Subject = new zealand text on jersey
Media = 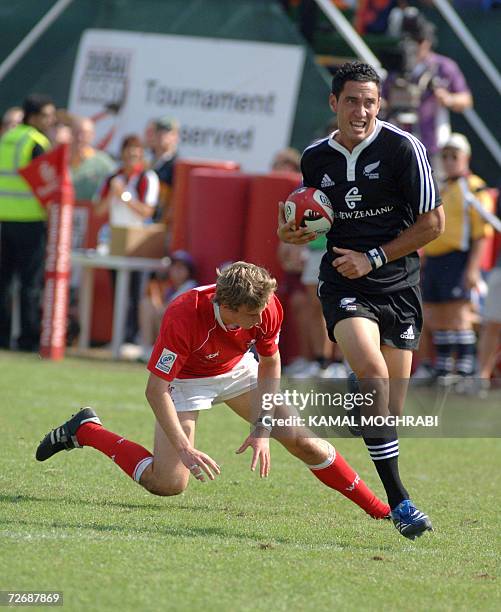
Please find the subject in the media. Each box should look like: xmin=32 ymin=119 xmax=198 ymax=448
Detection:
xmin=333 ymin=204 xmax=395 ymax=220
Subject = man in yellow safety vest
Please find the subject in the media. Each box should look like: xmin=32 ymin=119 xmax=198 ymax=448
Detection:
xmin=0 ymin=94 xmax=55 ymax=351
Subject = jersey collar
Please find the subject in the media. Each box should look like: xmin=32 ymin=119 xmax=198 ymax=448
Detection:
xmin=213 ymin=301 xmax=240 ymax=332
xmin=327 ymin=119 xmax=382 ymax=181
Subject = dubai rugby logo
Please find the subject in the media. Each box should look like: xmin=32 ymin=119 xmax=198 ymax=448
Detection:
xmin=155 ymin=348 xmax=178 ymax=374
xmin=78 ymin=47 xmax=131 ymax=107
xmin=345 ymin=187 xmax=362 ymax=209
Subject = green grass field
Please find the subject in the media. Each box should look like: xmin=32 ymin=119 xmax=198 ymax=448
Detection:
xmin=1 ymin=351 xmax=499 ymax=611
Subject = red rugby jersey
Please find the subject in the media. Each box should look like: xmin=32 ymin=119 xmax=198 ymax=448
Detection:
xmin=147 ymin=285 xmax=282 ymax=381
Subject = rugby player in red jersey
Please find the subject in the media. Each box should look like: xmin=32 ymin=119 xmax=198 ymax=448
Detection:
xmin=36 ymin=262 xmax=389 ymax=520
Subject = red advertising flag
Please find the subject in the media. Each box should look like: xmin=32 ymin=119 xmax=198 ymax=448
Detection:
xmin=19 ymin=144 xmax=75 ymax=360
xmin=19 ymin=143 xmax=71 ymax=208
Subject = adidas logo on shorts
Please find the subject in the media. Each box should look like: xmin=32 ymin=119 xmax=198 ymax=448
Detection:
xmin=400 ymin=325 xmax=415 ymax=340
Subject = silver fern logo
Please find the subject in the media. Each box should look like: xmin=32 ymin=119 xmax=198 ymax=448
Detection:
xmin=363 ymin=160 xmax=380 ymax=179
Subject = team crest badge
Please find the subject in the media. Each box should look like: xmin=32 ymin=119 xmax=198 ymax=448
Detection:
xmin=155 ymin=348 xmax=178 ymax=374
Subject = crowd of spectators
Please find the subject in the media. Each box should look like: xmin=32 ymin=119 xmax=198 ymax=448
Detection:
xmin=0 ymin=95 xmax=186 ymax=357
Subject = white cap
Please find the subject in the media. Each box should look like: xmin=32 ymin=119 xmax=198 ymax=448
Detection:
xmin=442 ymin=133 xmax=471 ymax=156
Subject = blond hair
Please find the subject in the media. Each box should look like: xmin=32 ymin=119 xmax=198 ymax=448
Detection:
xmin=215 ymin=262 xmax=277 ymax=310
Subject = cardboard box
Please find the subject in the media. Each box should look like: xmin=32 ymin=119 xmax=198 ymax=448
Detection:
xmin=110 ymin=224 xmax=167 ymax=258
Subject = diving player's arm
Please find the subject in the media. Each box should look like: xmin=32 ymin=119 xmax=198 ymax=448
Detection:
xmin=145 ymin=372 xmax=221 ymax=481
xmin=235 ymin=351 xmax=281 ymax=478
xmin=146 ymin=305 xmax=221 ymax=482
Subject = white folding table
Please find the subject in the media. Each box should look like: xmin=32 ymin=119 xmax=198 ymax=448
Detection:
xmin=72 ymin=250 xmax=170 ymax=359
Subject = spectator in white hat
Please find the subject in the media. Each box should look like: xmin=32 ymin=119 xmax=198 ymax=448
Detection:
xmin=420 ymin=133 xmax=494 ymax=385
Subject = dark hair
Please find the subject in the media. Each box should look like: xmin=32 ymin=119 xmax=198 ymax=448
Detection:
xmin=408 ymin=17 xmax=436 ymax=45
xmin=120 ymin=134 xmax=143 ymax=152
xmin=331 ymin=62 xmax=381 ymax=98
xmin=22 ymin=94 xmax=54 ymax=123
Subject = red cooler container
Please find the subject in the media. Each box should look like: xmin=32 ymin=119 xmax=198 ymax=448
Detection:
xmin=187 ymin=170 xmax=252 ymax=284
xmin=171 ymin=159 xmax=240 ymax=251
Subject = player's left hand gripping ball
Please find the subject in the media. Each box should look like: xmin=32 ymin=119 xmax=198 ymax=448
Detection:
xmin=284 ymin=187 xmax=334 ymax=235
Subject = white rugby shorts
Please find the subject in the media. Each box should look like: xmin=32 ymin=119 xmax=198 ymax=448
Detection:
xmin=169 ymin=351 xmax=258 ymax=412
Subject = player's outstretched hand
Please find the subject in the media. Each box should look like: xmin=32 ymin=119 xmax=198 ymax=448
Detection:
xmin=178 ymin=446 xmax=221 ymax=482
xmin=236 ymin=434 xmax=270 ymax=478
xmin=277 ymin=201 xmax=317 ymax=245
xmin=332 ymin=246 xmax=372 ymax=279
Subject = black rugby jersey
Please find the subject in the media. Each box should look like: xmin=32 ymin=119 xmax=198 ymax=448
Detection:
xmin=301 ymin=119 xmax=441 ymax=294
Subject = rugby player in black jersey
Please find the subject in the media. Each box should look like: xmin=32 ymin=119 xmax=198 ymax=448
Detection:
xmin=278 ymin=61 xmax=445 ymax=540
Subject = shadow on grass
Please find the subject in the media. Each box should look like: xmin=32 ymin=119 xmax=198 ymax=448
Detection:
xmin=0 ymin=494 xmax=395 ymax=551
xmin=0 ymin=515 xmax=258 ymax=541
xmin=0 ymin=493 xmax=215 ymax=512
xmin=0 ymin=516 xmax=394 ymax=551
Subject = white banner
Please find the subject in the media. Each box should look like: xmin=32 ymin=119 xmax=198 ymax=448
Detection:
xmin=68 ymin=30 xmax=305 ymax=172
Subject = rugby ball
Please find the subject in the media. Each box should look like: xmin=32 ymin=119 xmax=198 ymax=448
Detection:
xmin=284 ymin=187 xmax=334 ymax=235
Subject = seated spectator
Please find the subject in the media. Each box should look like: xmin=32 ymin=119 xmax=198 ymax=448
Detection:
xmin=94 ymin=134 xmax=159 ymax=227
xmin=139 ymin=250 xmax=197 ymax=361
xmin=95 ymin=134 xmax=160 ymax=345
xmin=421 ymin=133 xmax=493 ymax=385
xmin=1 ymin=106 xmax=23 ymax=135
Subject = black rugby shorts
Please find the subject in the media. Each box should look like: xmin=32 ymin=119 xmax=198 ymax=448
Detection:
xmin=422 ymin=250 xmax=472 ymax=303
xmin=318 ymin=280 xmax=423 ymax=351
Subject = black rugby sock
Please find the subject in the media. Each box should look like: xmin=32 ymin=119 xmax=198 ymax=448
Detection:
xmin=433 ymin=330 xmax=455 ymax=375
xmin=315 ymin=355 xmax=330 ymax=369
xmin=363 ymin=435 xmax=409 ymax=510
xmin=352 ymin=375 xmax=410 ymax=509
xmin=455 ymin=329 xmax=476 ymax=376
